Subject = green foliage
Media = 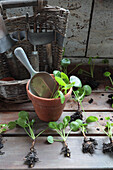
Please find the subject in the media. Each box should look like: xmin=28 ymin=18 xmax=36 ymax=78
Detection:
xmin=78 ymin=56 xmax=99 ymax=78
xmin=53 ymin=71 xmax=82 ymax=104
xmin=83 ymin=85 xmax=92 ymax=96
xmin=47 ymin=116 xmax=81 ymax=144
xmin=61 ymin=58 xmax=71 ymax=74
xmin=86 ymin=116 xmax=98 ymax=123
xmin=104 ymin=71 xmax=113 ymax=91
xmin=0 ymin=124 xmax=8 ymax=134
xmin=8 ymin=111 xmax=46 ymax=140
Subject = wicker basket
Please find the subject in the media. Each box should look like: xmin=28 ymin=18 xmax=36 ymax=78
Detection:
xmin=0 ymin=0 xmax=69 ymax=103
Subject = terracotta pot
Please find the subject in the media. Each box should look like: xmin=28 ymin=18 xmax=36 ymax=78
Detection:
xmin=26 ymin=80 xmax=72 ymax=122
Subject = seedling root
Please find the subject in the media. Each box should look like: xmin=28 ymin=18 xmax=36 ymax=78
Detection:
xmin=82 ymin=138 xmax=98 ymax=154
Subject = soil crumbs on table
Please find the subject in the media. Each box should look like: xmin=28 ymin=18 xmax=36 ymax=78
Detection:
xmin=82 ymin=138 xmax=98 ymax=154
xmin=103 ymin=141 xmax=113 ymax=153
xmin=70 ymin=110 xmax=83 ymax=123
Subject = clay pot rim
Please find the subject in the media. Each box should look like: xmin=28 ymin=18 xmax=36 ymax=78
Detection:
xmin=26 ymin=80 xmax=72 ymax=101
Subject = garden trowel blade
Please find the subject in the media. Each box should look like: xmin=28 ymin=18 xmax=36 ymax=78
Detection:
xmin=28 ymin=31 xmax=55 ymax=46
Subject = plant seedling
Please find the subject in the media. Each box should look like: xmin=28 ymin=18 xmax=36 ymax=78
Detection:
xmin=86 ymin=116 xmax=113 ymax=154
xmin=0 ymin=124 xmax=8 ymax=155
xmin=53 ymin=71 xmax=82 ymax=104
xmin=61 ymin=58 xmax=71 ymax=74
xmin=47 ymin=116 xmax=81 ymax=157
xmin=8 ymin=111 xmax=47 ymax=168
xmin=70 ymin=85 xmax=92 ymax=122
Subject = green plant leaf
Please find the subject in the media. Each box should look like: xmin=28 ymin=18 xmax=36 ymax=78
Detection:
xmin=48 ymin=122 xmax=58 ymax=129
xmin=76 ymin=119 xmax=83 ymax=127
xmin=55 ymin=76 xmax=66 ymax=86
xmin=61 ymin=58 xmax=71 ymax=67
xmin=64 ymin=82 xmax=75 ymax=90
xmin=70 ymin=76 xmax=82 ymax=88
xmin=70 ymin=121 xmax=79 ymax=131
xmin=59 ymin=91 xmax=65 ymax=104
xmin=53 ymin=70 xmax=61 ymax=77
xmin=88 ymin=57 xmax=92 ymax=65
xmin=83 ymin=85 xmax=92 ymax=96
xmin=78 ymin=69 xmax=83 ymax=75
xmin=111 ymin=123 xmax=113 ymax=126
xmin=0 ymin=124 xmax=7 ymax=128
xmin=105 ymin=117 xmax=110 ymax=120
xmin=57 ymin=123 xmax=64 ymax=130
xmin=63 ymin=116 xmax=71 ymax=127
xmin=17 ymin=118 xmax=27 ymax=128
xmin=104 ymin=71 xmax=111 ymax=77
xmin=30 ymin=119 xmax=35 ymax=126
xmin=86 ymin=116 xmax=98 ymax=123
xmin=18 ymin=111 xmax=29 ymax=119
xmin=47 ymin=136 xmax=54 ymax=144
xmin=8 ymin=121 xmax=16 ymax=130
xmin=61 ymin=72 xmax=69 ymax=84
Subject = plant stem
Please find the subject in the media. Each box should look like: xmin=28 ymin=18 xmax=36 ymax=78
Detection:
xmin=35 ymin=128 xmax=48 ymax=138
xmin=109 ymin=76 xmax=113 ymax=86
xmin=96 ymin=122 xmax=108 ymax=136
xmin=68 ymin=63 xmax=82 ymax=75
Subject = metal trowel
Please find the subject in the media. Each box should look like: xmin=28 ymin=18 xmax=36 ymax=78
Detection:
xmin=14 ymin=47 xmax=57 ymax=98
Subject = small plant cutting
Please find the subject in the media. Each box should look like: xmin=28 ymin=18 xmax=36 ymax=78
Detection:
xmin=89 ymin=115 xmax=113 ymax=154
xmin=78 ymin=56 xmax=99 ymax=89
xmin=61 ymin=58 xmax=71 ymax=74
xmin=53 ymin=71 xmax=82 ymax=104
xmin=104 ymin=71 xmax=113 ymax=108
xmin=0 ymin=123 xmax=8 ymax=155
xmin=8 ymin=111 xmax=47 ymax=168
xmin=70 ymin=84 xmax=92 ymax=122
xmin=47 ymin=116 xmax=81 ymax=157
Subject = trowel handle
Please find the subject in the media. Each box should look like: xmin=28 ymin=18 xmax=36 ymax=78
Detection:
xmin=14 ymin=47 xmax=37 ymax=77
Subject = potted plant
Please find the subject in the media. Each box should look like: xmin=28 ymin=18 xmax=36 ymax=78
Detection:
xmin=26 ymin=71 xmax=82 ymax=122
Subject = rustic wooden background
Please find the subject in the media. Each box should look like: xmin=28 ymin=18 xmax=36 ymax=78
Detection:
xmin=4 ymin=0 xmax=113 ymax=64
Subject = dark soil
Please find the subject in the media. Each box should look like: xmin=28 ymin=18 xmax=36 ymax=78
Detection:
xmin=86 ymin=79 xmax=99 ymax=90
xmin=103 ymin=141 xmax=113 ymax=153
xmin=0 ymin=135 xmax=4 ymax=155
xmin=61 ymin=142 xmax=71 ymax=158
xmin=107 ymin=94 xmax=113 ymax=107
xmin=82 ymin=137 xmax=98 ymax=154
xmin=24 ymin=147 xmax=39 ymax=168
xmin=69 ymin=110 xmax=83 ymax=123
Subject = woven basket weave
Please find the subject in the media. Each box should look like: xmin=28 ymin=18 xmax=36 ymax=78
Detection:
xmin=0 ymin=0 xmax=69 ymax=103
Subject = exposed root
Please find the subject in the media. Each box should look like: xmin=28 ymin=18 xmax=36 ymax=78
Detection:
xmin=61 ymin=141 xmax=71 ymax=158
xmin=103 ymin=139 xmax=113 ymax=153
xmin=0 ymin=135 xmax=4 ymax=155
xmin=70 ymin=110 xmax=83 ymax=123
xmin=24 ymin=140 xmax=39 ymax=168
xmin=82 ymin=137 xmax=98 ymax=154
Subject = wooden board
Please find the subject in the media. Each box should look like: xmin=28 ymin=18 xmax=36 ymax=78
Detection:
xmin=0 ymin=92 xmax=112 ymax=112
xmin=0 ymin=111 xmax=113 ymax=135
xmin=0 ymin=136 xmax=113 ymax=169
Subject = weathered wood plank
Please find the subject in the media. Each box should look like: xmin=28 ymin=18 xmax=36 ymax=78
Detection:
xmin=0 ymin=111 xmax=112 ymax=135
xmin=0 ymin=92 xmax=112 ymax=111
xmin=0 ymin=136 xmax=113 ymax=169
xmin=87 ymin=0 xmax=113 ymax=58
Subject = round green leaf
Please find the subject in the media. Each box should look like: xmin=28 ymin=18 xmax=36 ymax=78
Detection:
xmin=83 ymin=85 xmax=92 ymax=96
xmin=0 ymin=124 xmax=7 ymax=128
xmin=53 ymin=70 xmax=61 ymax=77
xmin=86 ymin=116 xmax=98 ymax=123
xmin=8 ymin=121 xmax=16 ymax=130
xmin=70 ymin=121 xmax=79 ymax=131
xmin=18 ymin=111 xmax=29 ymax=119
xmin=17 ymin=118 xmax=27 ymax=128
xmin=61 ymin=58 xmax=71 ymax=67
xmin=30 ymin=119 xmax=35 ymax=126
xmin=63 ymin=116 xmax=71 ymax=127
xmin=105 ymin=117 xmax=110 ymax=120
xmin=70 ymin=76 xmax=82 ymax=88
xmin=47 ymin=136 xmax=54 ymax=144
xmin=58 ymin=123 xmax=64 ymax=130
xmin=48 ymin=122 xmax=58 ymax=129
xmin=104 ymin=71 xmax=111 ymax=77
xmin=76 ymin=119 xmax=83 ymax=127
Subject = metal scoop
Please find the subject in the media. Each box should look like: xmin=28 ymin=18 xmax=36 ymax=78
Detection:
xmin=14 ymin=47 xmax=56 ymax=98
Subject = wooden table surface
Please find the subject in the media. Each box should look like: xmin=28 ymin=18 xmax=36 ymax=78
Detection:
xmin=0 ymin=85 xmax=113 ymax=169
